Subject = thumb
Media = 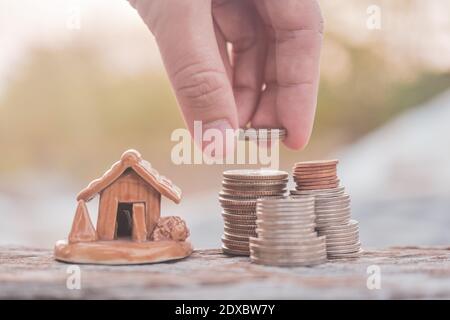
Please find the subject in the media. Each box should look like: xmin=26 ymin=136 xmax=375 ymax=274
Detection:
xmin=132 ymin=1 xmax=238 ymax=145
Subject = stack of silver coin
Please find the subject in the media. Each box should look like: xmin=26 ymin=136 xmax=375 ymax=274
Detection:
xmin=249 ymin=197 xmax=327 ymax=267
xmin=291 ymin=160 xmax=362 ymax=259
xmin=219 ymin=169 xmax=288 ymax=256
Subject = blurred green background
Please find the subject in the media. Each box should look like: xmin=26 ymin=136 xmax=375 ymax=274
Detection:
xmin=1 ymin=0 xmax=449 ymax=185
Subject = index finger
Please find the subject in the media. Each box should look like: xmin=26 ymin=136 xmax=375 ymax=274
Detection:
xmin=258 ymin=0 xmax=323 ymax=150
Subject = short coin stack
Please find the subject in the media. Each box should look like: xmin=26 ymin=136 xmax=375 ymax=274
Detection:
xmin=291 ymin=160 xmax=362 ymax=259
xmin=249 ymin=197 xmax=327 ymax=267
xmin=219 ymin=169 xmax=288 ymax=256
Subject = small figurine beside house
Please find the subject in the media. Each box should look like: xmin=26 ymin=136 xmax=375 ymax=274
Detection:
xmin=54 ymin=149 xmax=193 ymax=265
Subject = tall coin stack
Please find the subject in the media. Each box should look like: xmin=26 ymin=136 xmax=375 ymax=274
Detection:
xmin=291 ymin=160 xmax=362 ymax=259
xmin=219 ymin=169 xmax=288 ymax=256
xmin=249 ymin=197 xmax=327 ymax=267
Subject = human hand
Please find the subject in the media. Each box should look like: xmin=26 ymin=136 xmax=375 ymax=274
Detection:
xmin=128 ymin=0 xmax=323 ymax=150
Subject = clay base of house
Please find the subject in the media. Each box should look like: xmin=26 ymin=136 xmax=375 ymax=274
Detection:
xmin=54 ymin=239 xmax=193 ymax=265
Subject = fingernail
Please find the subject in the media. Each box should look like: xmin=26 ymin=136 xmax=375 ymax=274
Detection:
xmin=201 ymin=119 xmax=235 ymax=159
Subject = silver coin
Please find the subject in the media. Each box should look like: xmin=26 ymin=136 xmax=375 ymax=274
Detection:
xmin=219 ymin=199 xmax=257 ymax=207
xmin=256 ymin=231 xmax=317 ymax=239
xmin=223 ymin=169 xmax=288 ymax=180
xmin=315 ymin=201 xmax=351 ymax=210
xmin=327 ymin=249 xmax=363 ymax=259
xmin=222 ymin=181 xmax=288 ymax=188
xmin=249 ymin=236 xmax=324 ymax=246
xmin=221 ymin=236 xmax=249 ymax=246
xmin=257 ymin=211 xmax=316 ymax=218
xmin=257 ymin=204 xmax=315 ymax=211
xmin=290 ymin=186 xmax=345 ymax=195
xmin=256 ymin=217 xmax=315 ymax=225
xmin=222 ymin=178 xmax=289 ymax=186
xmin=315 ymin=194 xmax=350 ymax=203
xmin=325 ymin=233 xmax=360 ymax=243
xmin=221 ymin=191 xmax=287 ymax=198
xmin=223 ymin=232 xmax=250 ymax=242
xmin=316 ymin=215 xmax=351 ymax=224
xmin=257 ymin=209 xmax=315 ymax=216
xmin=315 ymin=208 xmax=351 ymax=217
xmin=315 ymin=205 xmax=351 ymax=213
xmin=224 ymin=222 xmax=256 ymax=230
xmin=316 ymin=213 xmax=351 ymax=222
xmin=222 ymin=221 xmax=256 ymax=227
xmin=257 ymin=209 xmax=316 ymax=215
xmin=258 ymin=210 xmax=316 ymax=216
xmin=316 ymin=220 xmax=352 ymax=229
xmin=316 ymin=215 xmax=351 ymax=225
xmin=256 ymin=226 xmax=316 ymax=234
xmin=315 ymin=192 xmax=350 ymax=199
xmin=222 ymin=245 xmax=250 ymax=256
xmin=317 ymin=219 xmax=358 ymax=230
xmin=256 ymin=217 xmax=315 ymax=224
xmin=257 ymin=214 xmax=316 ymax=220
xmin=250 ymin=247 xmax=326 ymax=257
xmin=317 ymin=223 xmax=359 ymax=233
xmin=222 ymin=208 xmax=256 ymax=214
xmin=250 ymin=255 xmax=327 ymax=267
xmin=256 ymin=233 xmax=318 ymax=241
xmin=257 ymin=197 xmax=314 ymax=204
xmin=250 ymin=241 xmax=325 ymax=251
xmin=255 ymin=232 xmax=322 ymax=240
xmin=327 ymin=246 xmax=361 ymax=255
xmin=224 ymin=226 xmax=257 ymax=236
xmin=257 ymin=205 xmax=315 ymax=211
xmin=250 ymin=246 xmax=326 ymax=256
xmin=222 ymin=212 xmax=257 ymax=219
xmin=251 ymin=249 xmax=327 ymax=261
xmin=256 ymin=203 xmax=315 ymax=212
xmin=326 ymin=240 xmax=361 ymax=249
xmin=257 ymin=227 xmax=317 ymax=235
xmin=317 ymin=227 xmax=359 ymax=237
xmin=316 ymin=211 xmax=351 ymax=220
xmin=320 ymin=231 xmax=360 ymax=241
xmin=256 ymin=221 xmax=316 ymax=229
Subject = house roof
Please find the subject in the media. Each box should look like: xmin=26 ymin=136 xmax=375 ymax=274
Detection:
xmin=77 ymin=149 xmax=182 ymax=204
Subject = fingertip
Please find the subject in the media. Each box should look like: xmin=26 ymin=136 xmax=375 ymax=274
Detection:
xmin=282 ymin=128 xmax=312 ymax=150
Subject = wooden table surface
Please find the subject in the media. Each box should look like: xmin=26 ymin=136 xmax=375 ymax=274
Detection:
xmin=1 ymin=245 xmax=449 ymax=299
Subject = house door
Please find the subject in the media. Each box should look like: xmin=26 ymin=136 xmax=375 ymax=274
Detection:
xmin=115 ymin=202 xmax=147 ymax=241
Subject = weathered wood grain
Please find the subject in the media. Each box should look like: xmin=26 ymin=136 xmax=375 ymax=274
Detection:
xmin=0 ymin=246 xmax=449 ymax=299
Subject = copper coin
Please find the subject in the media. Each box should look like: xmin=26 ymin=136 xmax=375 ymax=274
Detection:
xmin=294 ymin=159 xmax=339 ymax=167
xmin=293 ymin=175 xmax=338 ymax=183
xmin=295 ymin=179 xmax=340 ymax=187
xmin=293 ymin=169 xmax=337 ymax=177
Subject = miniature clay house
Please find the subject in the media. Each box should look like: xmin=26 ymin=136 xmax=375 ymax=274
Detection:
xmin=54 ymin=149 xmax=193 ymax=265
